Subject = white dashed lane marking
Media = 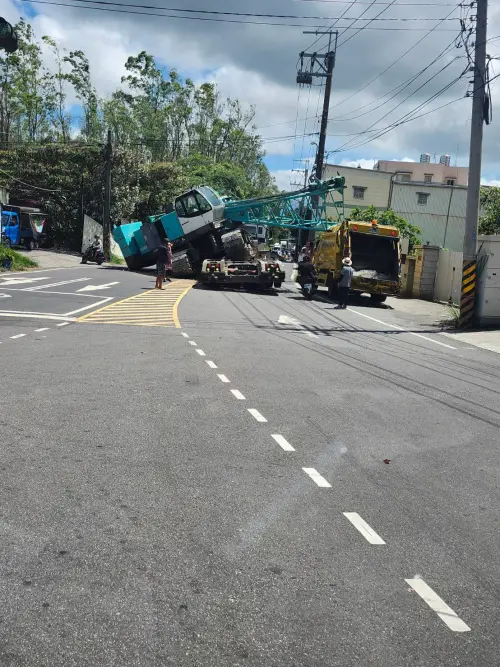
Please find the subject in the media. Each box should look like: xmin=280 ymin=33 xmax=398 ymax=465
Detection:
xmin=10 ymin=334 xmax=26 ymax=339
xmin=231 ymin=389 xmax=246 ymax=400
xmin=206 ymin=361 xmax=217 ymax=369
xmin=218 ymin=374 xmax=230 ymax=383
xmin=57 ymin=322 xmax=70 ymax=327
xmin=343 ymin=512 xmax=386 ymax=545
xmin=248 ymin=408 xmax=267 ymax=423
xmin=302 ymin=468 xmax=332 ymax=488
xmin=405 ymin=578 xmax=471 ymax=632
xmin=181 ymin=332 xmax=189 ymax=338
xmin=196 ymin=349 xmax=206 ymax=356
xmin=189 ymin=340 xmax=197 ymax=346
xmin=271 ymin=434 xmax=295 ymax=452
xmin=35 ymin=328 xmax=50 ymax=332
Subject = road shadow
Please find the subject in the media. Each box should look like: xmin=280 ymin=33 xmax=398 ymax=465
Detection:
xmin=191 ymin=283 xmax=280 ymax=296
xmin=284 ymin=293 xmax=393 ymax=310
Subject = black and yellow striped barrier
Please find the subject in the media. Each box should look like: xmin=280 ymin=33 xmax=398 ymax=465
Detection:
xmin=459 ymin=259 xmax=477 ymax=329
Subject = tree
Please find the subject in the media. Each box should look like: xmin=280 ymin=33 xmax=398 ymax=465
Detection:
xmin=0 ymin=25 xmax=276 ymax=249
xmin=479 ymin=186 xmax=500 ymax=235
xmin=351 ymin=205 xmax=422 ymax=248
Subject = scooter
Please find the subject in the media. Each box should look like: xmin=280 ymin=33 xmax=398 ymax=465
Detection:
xmin=81 ymin=245 xmax=105 ymax=265
xmin=300 ymin=280 xmax=318 ymax=300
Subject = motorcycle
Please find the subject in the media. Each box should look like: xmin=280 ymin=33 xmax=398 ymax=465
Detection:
xmin=81 ymin=245 xmax=105 ymax=265
xmin=300 ymin=279 xmax=318 ymax=300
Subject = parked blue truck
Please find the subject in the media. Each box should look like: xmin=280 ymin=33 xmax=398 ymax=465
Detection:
xmin=0 ymin=205 xmax=48 ymax=250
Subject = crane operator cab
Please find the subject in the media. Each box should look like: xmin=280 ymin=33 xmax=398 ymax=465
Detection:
xmin=173 ymin=186 xmax=226 ymax=242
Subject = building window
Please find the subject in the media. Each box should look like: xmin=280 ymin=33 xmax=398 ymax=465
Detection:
xmin=396 ymin=173 xmax=411 ymax=182
xmin=352 ymin=186 xmax=366 ymax=200
xmin=417 ymin=192 xmax=429 ymax=206
xmin=424 ymin=173 xmax=433 ymax=183
xmin=446 ymin=178 xmax=456 ymax=186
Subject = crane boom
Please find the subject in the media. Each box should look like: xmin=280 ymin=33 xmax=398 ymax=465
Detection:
xmin=224 ymin=176 xmax=345 ymax=231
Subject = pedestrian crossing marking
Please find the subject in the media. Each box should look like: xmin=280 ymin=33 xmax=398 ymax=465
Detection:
xmin=77 ymin=280 xmax=195 ymax=327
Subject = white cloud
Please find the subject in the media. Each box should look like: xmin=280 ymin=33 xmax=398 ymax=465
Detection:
xmin=339 ymin=159 xmax=376 ymax=170
xmin=481 ymin=179 xmax=500 ymax=187
xmin=271 ymin=170 xmax=296 ymax=192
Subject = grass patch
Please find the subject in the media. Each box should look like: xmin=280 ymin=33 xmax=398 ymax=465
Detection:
xmin=0 ymin=245 xmax=39 ymax=272
xmin=110 ymin=253 xmax=125 ymax=265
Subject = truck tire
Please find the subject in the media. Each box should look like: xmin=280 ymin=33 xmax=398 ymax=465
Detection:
xmin=172 ymin=251 xmax=195 ymax=277
xmin=273 ymin=280 xmax=282 ymax=289
xmin=370 ymin=294 xmax=387 ymax=303
xmin=1 ymin=235 xmax=11 ymax=249
xmin=26 ymin=239 xmax=35 ymax=251
xmin=221 ymin=230 xmax=248 ymax=261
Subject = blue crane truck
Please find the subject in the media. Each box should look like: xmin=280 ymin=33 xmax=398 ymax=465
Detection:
xmin=112 ymin=177 xmax=346 ymax=289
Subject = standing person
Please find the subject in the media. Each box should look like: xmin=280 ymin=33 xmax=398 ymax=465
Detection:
xmin=336 ymin=257 xmax=354 ymax=309
xmin=155 ymin=239 xmax=169 ymax=290
xmin=165 ymin=238 xmax=173 ymax=283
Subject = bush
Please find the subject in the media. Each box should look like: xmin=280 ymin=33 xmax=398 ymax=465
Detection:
xmin=0 ymin=245 xmax=39 ymax=271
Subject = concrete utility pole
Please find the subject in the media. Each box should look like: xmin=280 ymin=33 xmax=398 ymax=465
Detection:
xmin=315 ymin=53 xmax=335 ymax=183
xmin=296 ymin=31 xmax=337 ymax=248
xmin=460 ymin=0 xmax=488 ymax=328
xmin=298 ymin=31 xmax=338 ymax=183
xmin=103 ymin=129 xmax=112 ymax=259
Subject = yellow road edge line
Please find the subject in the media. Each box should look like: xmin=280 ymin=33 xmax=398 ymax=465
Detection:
xmin=173 ymin=284 xmax=194 ymax=328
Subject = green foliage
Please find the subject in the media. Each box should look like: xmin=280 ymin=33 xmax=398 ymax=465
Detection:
xmin=350 ymin=205 xmax=422 ymax=248
xmin=0 ymin=244 xmax=38 ymax=271
xmin=479 ymin=186 xmax=500 ymax=235
xmin=0 ymin=21 xmax=276 ymax=249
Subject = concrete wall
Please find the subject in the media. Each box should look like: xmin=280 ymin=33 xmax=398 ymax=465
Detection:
xmin=434 ymin=249 xmax=462 ymax=305
xmin=323 ymin=163 xmax=392 ymax=216
xmin=390 ymin=182 xmax=466 ymax=251
xmin=412 ymin=245 xmax=439 ymax=300
xmin=375 ymin=160 xmax=468 ymax=186
xmin=81 ymin=215 xmax=124 ymax=258
xmin=0 ymin=186 xmax=9 ymax=205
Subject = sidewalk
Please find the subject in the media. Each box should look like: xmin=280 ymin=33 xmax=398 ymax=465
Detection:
xmin=388 ymin=296 xmax=500 ymax=355
xmin=386 ymin=296 xmax=454 ymax=329
xmin=15 ymin=249 xmax=82 ymax=269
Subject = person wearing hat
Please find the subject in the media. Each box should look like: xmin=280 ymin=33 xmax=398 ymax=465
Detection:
xmin=336 ymin=257 xmax=354 ymax=309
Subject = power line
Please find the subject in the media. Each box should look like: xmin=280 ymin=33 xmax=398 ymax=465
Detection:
xmin=0 ymin=167 xmax=61 ymax=191
xmin=331 ymin=57 xmax=467 ymax=153
xmin=26 ymin=0 xmax=461 ymax=22
xmin=19 ymin=1 xmax=461 ymax=29
xmin=328 ymin=36 xmax=461 ymax=122
xmin=330 ymin=4 xmax=460 ymax=111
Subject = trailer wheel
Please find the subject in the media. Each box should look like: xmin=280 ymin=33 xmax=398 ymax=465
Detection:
xmin=370 ymin=294 xmax=387 ymax=303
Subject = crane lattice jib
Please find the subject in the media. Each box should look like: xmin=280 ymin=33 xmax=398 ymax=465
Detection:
xmin=224 ymin=176 xmax=345 ymax=231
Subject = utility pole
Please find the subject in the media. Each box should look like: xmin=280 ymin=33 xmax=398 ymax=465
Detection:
xmin=460 ymin=0 xmax=488 ymax=328
xmin=103 ymin=129 xmax=112 ymax=259
xmin=298 ymin=30 xmax=338 ymax=182
xmin=297 ymin=31 xmax=337 ymax=249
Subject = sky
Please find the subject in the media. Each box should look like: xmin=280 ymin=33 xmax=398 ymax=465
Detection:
xmin=1 ymin=0 xmax=500 ymax=189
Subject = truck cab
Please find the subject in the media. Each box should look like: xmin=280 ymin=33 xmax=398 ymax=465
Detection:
xmin=1 ymin=206 xmax=47 ymax=250
xmin=173 ymin=186 xmax=225 ymax=242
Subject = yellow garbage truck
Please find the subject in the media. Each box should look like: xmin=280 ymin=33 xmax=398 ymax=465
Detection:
xmin=313 ymin=219 xmax=401 ymax=303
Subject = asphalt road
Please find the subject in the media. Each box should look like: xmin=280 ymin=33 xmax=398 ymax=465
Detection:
xmin=0 ymin=266 xmax=499 ymax=666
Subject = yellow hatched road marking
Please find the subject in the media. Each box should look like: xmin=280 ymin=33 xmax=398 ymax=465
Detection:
xmin=78 ymin=279 xmax=195 ymax=327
